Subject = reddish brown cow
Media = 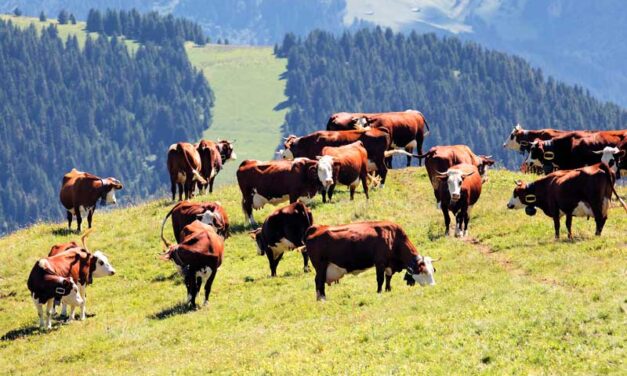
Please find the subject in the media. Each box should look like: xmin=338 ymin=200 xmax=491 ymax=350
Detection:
xmin=434 ymin=163 xmax=483 ymax=237
xmin=318 ymin=141 xmax=370 ymax=202
xmin=304 ymin=221 xmax=437 ymax=301
xmin=196 ymin=139 xmax=237 ymax=194
xmin=60 ymin=169 xmax=123 ymax=232
xmin=507 ymin=163 xmax=625 ymax=239
xmin=161 ymin=220 xmax=224 ymax=308
xmin=161 ymin=200 xmax=230 ymax=244
xmin=249 ymin=201 xmax=313 ymax=276
xmin=236 ymin=158 xmax=326 ymax=227
xmin=167 ymin=142 xmax=207 ymax=201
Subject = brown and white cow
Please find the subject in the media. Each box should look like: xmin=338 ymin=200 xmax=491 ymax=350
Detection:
xmin=420 ymin=145 xmax=493 ymax=208
xmin=502 ymin=124 xmax=575 ymax=152
xmin=434 ymin=163 xmax=482 ymax=237
xmin=318 ymin=141 xmax=370 ymax=202
xmin=196 ymin=139 xmax=237 ymax=194
xmin=304 ymin=221 xmax=437 ymax=301
xmin=249 ymin=201 xmax=313 ymax=276
xmin=236 ymin=158 xmax=328 ymax=227
xmin=160 ymin=220 xmax=224 ymax=308
xmin=507 ymin=162 xmax=625 ymax=239
xmin=161 ymin=200 xmax=230 ymax=244
xmin=60 ymin=169 xmax=123 ymax=232
xmin=167 ymin=142 xmax=207 ymax=201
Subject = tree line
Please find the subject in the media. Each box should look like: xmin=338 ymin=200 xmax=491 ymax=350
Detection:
xmin=277 ymin=29 xmax=627 ymax=168
xmin=0 ymin=19 xmax=213 ymax=233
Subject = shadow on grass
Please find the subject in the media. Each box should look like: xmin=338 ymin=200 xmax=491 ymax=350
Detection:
xmin=149 ymin=302 xmax=195 ymax=320
xmin=1 ymin=324 xmax=56 ymax=342
xmin=151 ymin=272 xmax=180 ymax=283
xmin=51 ymin=227 xmax=75 ymax=236
xmin=230 ymin=222 xmax=254 ymax=234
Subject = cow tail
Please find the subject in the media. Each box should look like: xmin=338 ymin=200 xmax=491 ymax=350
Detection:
xmin=422 ymin=113 xmax=430 ymax=137
xmin=160 ymin=206 xmax=176 ymax=247
xmin=178 ymin=143 xmax=206 ymax=184
xmin=599 ymin=162 xmax=627 ymax=213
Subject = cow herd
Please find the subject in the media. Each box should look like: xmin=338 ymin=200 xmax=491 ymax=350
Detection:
xmin=26 ymin=111 xmax=627 ymax=329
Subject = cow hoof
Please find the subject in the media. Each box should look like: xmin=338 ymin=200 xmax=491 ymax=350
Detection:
xmin=202 ymin=300 xmax=209 ymax=307
xmin=303 ymin=266 xmax=310 ymax=273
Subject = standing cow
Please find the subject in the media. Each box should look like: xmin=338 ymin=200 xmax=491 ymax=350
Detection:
xmin=161 ymin=200 xmax=230 ymax=243
xmin=318 ymin=141 xmax=370 ymax=202
xmin=60 ymin=169 xmax=123 ymax=232
xmin=167 ymin=142 xmax=207 ymax=201
xmin=304 ymin=221 xmax=437 ymax=301
xmin=434 ymin=163 xmax=482 ymax=237
xmin=196 ymin=139 xmax=237 ymax=194
xmin=250 ymin=202 xmax=313 ymax=276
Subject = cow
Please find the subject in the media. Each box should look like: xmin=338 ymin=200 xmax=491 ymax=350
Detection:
xmin=161 ymin=200 xmax=230 ymax=244
xmin=279 ymin=128 xmax=406 ymax=188
xmin=167 ymin=142 xmax=207 ymax=201
xmin=236 ymin=158 xmax=329 ymax=227
xmin=60 ymin=169 xmax=123 ymax=232
xmin=196 ymin=139 xmax=237 ymax=195
xmin=326 ymin=112 xmax=374 ymax=131
xmin=525 ymin=131 xmax=627 ymax=174
xmin=304 ymin=221 xmax=437 ymax=301
xmin=160 ymin=220 xmax=224 ymax=308
xmin=502 ymin=124 xmax=574 ymax=152
xmin=318 ymin=141 xmax=370 ymax=202
xmin=249 ymin=202 xmax=313 ymax=276
xmin=433 ymin=164 xmax=482 ymax=237
xmin=420 ymin=145 xmax=493 ymax=209
xmin=507 ymin=162 xmax=626 ymax=239
xmin=45 ymin=232 xmax=116 ymax=320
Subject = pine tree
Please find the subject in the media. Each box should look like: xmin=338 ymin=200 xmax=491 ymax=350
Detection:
xmin=58 ymin=10 xmax=69 ymax=25
xmin=69 ymin=14 xmax=77 ymax=25
xmin=39 ymin=11 xmax=47 ymax=22
xmin=13 ymin=8 xmax=22 ymax=17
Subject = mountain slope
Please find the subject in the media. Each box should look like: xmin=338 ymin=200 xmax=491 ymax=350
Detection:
xmin=0 ymin=169 xmax=625 ymax=374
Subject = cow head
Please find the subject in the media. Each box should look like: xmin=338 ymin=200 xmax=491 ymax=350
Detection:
xmin=507 ymin=180 xmax=537 ymax=214
xmin=217 ymin=139 xmax=237 ymax=163
xmin=57 ymin=277 xmax=83 ymax=306
xmin=525 ymin=139 xmax=555 ymax=173
xmin=196 ymin=209 xmax=223 ymax=232
xmin=351 ymin=116 xmax=370 ymax=130
xmin=91 ymin=251 xmax=116 ymax=278
xmin=404 ymin=255 xmax=437 ymax=286
xmin=436 ymin=169 xmax=474 ymax=204
xmin=280 ymin=135 xmax=298 ymax=160
xmin=478 ymin=155 xmax=495 ymax=179
xmin=593 ymin=146 xmax=625 ymax=176
xmin=101 ymin=178 xmax=123 ymax=206
xmin=249 ymin=228 xmax=265 ymax=255
xmin=316 ymin=155 xmax=335 ymax=190
xmin=503 ymin=124 xmax=527 ymax=151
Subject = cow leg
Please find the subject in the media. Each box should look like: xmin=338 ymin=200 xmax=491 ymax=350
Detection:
xmin=454 ymin=211 xmax=464 ymax=238
xmin=170 ymin=177 xmax=176 ymax=201
xmin=553 ymin=215 xmax=561 ymax=239
xmin=68 ymin=304 xmax=76 ymax=321
xmin=79 ymin=284 xmax=87 ymax=320
xmin=405 ymin=145 xmax=413 ymax=167
xmin=376 ymin=160 xmax=388 ymax=188
xmin=349 ymin=184 xmax=356 ymax=201
xmin=441 ymin=206 xmax=451 ymax=236
xmin=384 ymin=267 xmax=393 ymax=292
xmin=45 ymin=299 xmax=54 ymax=329
xmin=565 ymin=213 xmax=574 ymax=240
xmin=376 ymin=265 xmax=385 ymax=293
xmin=315 ymin=265 xmax=327 ymax=301
xmin=60 ymin=302 xmax=68 ymax=318
xmin=463 ymin=211 xmax=470 ymax=237
xmin=87 ymin=208 xmax=94 ymax=229
xmin=385 ymin=156 xmax=393 ymax=169
xmin=34 ymin=300 xmax=44 ymax=329
xmin=302 ymin=251 xmax=310 ymax=273
xmin=177 ymin=182 xmax=183 ymax=201
xmin=184 ymin=180 xmax=191 ymax=200
xmin=184 ymin=272 xmax=197 ymax=308
xmin=416 ymin=136 xmax=424 ymax=167
xmin=328 ymin=184 xmax=336 ymax=202
xmin=75 ymin=207 xmax=82 ymax=233
xmin=321 ymin=189 xmax=327 ymax=203
xmin=209 ymin=177 xmax=216 ymax=194
xmin=266 ymin=251 xmax=278 ymax=277
xmin=592 ymin=205 xmax=607 ymax=236
xmin=66 ymin=211 xmax=73 ymax=231
xmin=203 ymin=269 xmax=217 ymax=306
xmin=242 ymin=198 xmax=256 ymax=227
xmin=361 ymin=169 xmax=369 ymax=199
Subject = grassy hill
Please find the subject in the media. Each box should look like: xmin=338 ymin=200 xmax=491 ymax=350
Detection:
xmin=0 ymin=168 xmax=625 ymax=374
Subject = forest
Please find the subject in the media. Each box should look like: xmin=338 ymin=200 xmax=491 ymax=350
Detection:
xmin=0 ymin=19 xmax=213 ymax=233
xmin=278 ymin=29 xmax=627 ymax=168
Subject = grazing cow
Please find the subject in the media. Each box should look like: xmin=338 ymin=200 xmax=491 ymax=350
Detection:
xmin=60 ymin=169 xmax=123 ymax=232
xmin=318 ymin=141 xmax=370 ymax=202
xmin=45 ymin=233 xmax=116 ymax=320
xmin=525 ymin=131 xmax=627 ymax=174
xmin=160 ymin=220 xmax=224 ymax=308
xmin=236 ymin=158 xmax=328 ymax=227
xmin=434 ymin=164 xmax=482 ymax=237
xmin=249 ymin=202 xmax=313 ymax=276
xmin=507 ymin=163 xmax=626 ymax=239
xmin=280 ymin=128 xmax=401 ymax=188
xmin=420 ymin=145 xmax=493 ymax=208
xmin=161 ymin=200 xmax=230 ymax=244
xmin=196 ymin=139 xmax=237 ymax=194
xmin=167 ymin=142 xmax=207 ymax=201
xmin=304 ymin=221 xmax=437 ymax=301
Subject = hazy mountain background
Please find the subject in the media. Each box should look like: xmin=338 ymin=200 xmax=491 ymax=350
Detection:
xmin=2 ymin=0 xmax=624 ymax=107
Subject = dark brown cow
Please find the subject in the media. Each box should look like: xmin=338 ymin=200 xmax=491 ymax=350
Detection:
xmin=434 ymin=163 xmax=483 ymax=237
xmin=167 ymin=142 xmax=207 ymax=201
xmin=196 ymin=139 xmax=237 ymax=194
xmin=161 ymin=200 xmax=230 ymax=244
xmin=236 ymin=158 xmax=327 ymax=227
xmin=160 ymin=220 xmax=224 ymax=308
xmin=318 ymin=141 xmax=370 ymax=202
xmin=304 ymin=221 xmax=437 ymax=301
xmin=280 ymin=128 xmax=398 ymax=188
xmin=60 ymin=169 xmax=123 ymax=232
xmin=421 ymin=145 xmax=493 ymax=208
xmin=249 ymin=202 xmax=313 ymax=276
xmin=507 ymin=162 xmax=626 ymax=239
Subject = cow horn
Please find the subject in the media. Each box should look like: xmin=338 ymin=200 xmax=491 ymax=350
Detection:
xmin=435 ymin=170 xmax=448 ymax=178
xmin=592 ymin=150 xmax=604 ymax=155
xmin=463 ymin=171 xmax=475 ymax=178
xmin=515 ymin=180 xmax=523 ymax=187
xmin=430 ymin=257 xmax=442 ymax=263
xmin=81 ymin=228 xmax=94 ymax=251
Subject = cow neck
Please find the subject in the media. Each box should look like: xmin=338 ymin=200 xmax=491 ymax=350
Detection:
xmin=524 ymin=181 xmax=546 ymax=209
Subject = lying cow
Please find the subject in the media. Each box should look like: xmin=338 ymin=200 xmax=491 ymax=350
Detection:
xmin=304 ymin=221 xmax=437 ymax=301
xmin=196 ymin=139 xmax=237 ymax=194
xmin=236 ymin=158 xmax=328 ymax=227
xmin=161 ymin=220 xmax=224 ymax=308
xmin=250 ymin=202 xmax=313 ymax=276
xmin=46 ymin=233 xmax=116 ymax=320
xmin=161 ymin=201 xmax=230 ymax=244
xmin=60 ymin=169 xmax=123 ymax=232
xmin=507 ymin=162 xmax=625 ymax=239
xmin=167 ymin=142 xmax=207 ymax=201
xmin=318 ymin=141 xmax=370 ymax=202
xmin=434 ymin=164 xmax=482 ymax=237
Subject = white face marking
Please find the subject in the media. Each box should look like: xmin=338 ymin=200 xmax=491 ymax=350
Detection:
xmin=599 ymin=147 xmax=619 ymax=172
xmin=198 ymin=210 xmax=218 ymax=227
xmin=105 ymin=189 xmax=117 ymax=204
xmin=282 ymin=149 xmax=294 ymax=160
xmin=503 ymin=129 xmax=520 ymax=150
xmin=507 ymin=196 xmax=524 ymax=209
xmin=317 ymin=156 xmax=334 ymax=189
xmin=269 ymin=238 xmax=297 ymax=259
xmin=412 ymin=257 xmax=436 ymax=286
xmin=61 ymin=282 xmax=84 ymax=306
xmin=229 ymin=152 xmax=237 ymax=161
xmin=526 ymin=142 xmax=543 ymax=167
xmin=445 ymin=169 xmax=464 ymax=201
xmin=92 ymin=251 xmax=116 ymax=277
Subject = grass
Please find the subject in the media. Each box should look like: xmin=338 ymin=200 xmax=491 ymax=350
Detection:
xmin=0 ymin=168 xmax=625 ymax=374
